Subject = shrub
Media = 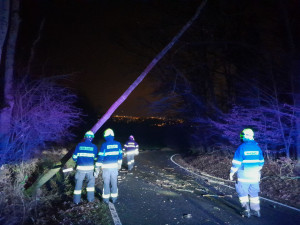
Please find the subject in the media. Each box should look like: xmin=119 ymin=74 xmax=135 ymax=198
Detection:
xmin=0 ymin=77 xmax=82 ymax=164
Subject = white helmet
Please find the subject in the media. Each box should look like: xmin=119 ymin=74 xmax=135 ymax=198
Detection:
xmin=129 ymin=135 xmax=134 ymax=141
xmin=84 ymin=131 xmax=94 ymax=141
xmin=104 ymin=128 xmax=114 ymax=137
xmin=84 ymin=130 xmax=94 ymax=139
xmin=240 ymin=128 xmax=254 ymax=140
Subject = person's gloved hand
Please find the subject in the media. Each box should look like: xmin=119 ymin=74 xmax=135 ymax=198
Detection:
xmin=118 ymin=163 xmax=122 ymax=170
xmin=94 ymin=168 xmax=100 ymax=177
xmin=229 ymin=173 xmax=234 ymax=181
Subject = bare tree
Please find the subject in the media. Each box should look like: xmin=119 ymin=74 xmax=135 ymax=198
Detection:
xmin=275 ymin=0 xmax=300 ymax=168
xmin=211 ymin=103 xmax=296 ymax=156
xmin=0 ymin=0 xmax=10 ymax=64
xmin=0 ymin=0 xmax=83 ymax=165
xmin=0 ymin=0 xmax=20 ymax=153
xmin=0 ymin=77 xmax=82 ymax=164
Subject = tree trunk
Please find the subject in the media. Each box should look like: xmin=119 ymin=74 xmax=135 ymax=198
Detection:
xmin=26 ymin=18 xmax=45 ymax=76
xmin=293 ymin=60 xmax=300 ymax=171
xmin=91 ymin=0 xmax=207 ymax=133
xmin=25 ymin=0 xmax=208 ymax=195
xmin=278 ymin=0 xmax=300 ymax=168
xmin=0 ymin=0 xmax=20 ymax=159
xmin=0 ymin=0 xmax=10 ymax=65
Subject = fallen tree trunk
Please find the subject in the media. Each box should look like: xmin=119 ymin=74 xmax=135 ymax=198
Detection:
xmin=25 ymin=0 xmax=208 ymax=196
xmin=25 ymin=149 xmax=73 ymax=196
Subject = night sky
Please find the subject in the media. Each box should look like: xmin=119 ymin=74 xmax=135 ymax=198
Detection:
xmin=15 ymin=0 xmax=300 ymax=117
xmin=17 ymin=0 xmax=200 ymax=116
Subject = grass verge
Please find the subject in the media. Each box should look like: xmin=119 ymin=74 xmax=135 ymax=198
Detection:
xmin=174 ymin=152 xmax=300 ymax=209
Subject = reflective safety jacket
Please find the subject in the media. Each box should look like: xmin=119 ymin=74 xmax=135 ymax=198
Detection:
xmin=96 ymin=136 xmax=122 ymax=169
xmin=230 ymin=140 xmax=264 ymax=183
xmin=123 ymin=140 xmax=139 ymax=155
xmin=72 ymin=139 xmax=98 ymax=172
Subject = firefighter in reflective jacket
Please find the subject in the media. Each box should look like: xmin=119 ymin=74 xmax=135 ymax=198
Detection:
xmin=230 ymin=128 xmax=264 ymax=218
xmin=72 ymin=131 xmax=98 ymax=204
xmin=123 ymin=135 xmax=139 ymax=170
xmin=95 ymin=128 xmax=122 ymax=204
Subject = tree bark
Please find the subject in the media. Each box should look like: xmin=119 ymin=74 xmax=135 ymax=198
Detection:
xmin=25 ymin=0 xmax=208 ymax=195
xmin=26 ymin=18 xmax=45 ymax=76
xmin=0 ymin=0 xmax=10 ymax=65
xmin=0 ymin=0 xmax=20 ymax=158
xmin=293 ymin=61 xmax=300 ymax=171
xmin=279 ymin=0 xmax=300 ymax=168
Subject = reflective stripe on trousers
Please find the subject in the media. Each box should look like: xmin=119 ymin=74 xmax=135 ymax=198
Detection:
xmin=249 ymin=196 xmax=260 ymax=211
xmin=127 ymin=154 xmax=135 ymax=170
xmin=102 ymin=168 xmax=118 ymax=201
xmin=235 ymin=181 xmax=260 ymax=211
xmin=73 ymin=171 xmax=95 ymax=204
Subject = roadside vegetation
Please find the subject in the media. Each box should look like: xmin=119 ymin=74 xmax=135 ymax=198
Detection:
xmin=175 ymin=150 xmax=300 ymax=209
xmin=0 ymin=148 xmax=112 ymax=225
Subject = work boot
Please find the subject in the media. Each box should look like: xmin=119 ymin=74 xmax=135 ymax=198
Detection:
xmin=242 ymin=203 xmax=250 ymax=218
xmin=71 ymin=202 xmax=80 ymax=207
xmin=252 ymin=210 xmax=261 ymax=217
xmin=242 ymin=210 xmax=251 ymax=218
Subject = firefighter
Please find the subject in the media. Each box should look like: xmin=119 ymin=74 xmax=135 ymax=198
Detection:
xmin=72 ymin=131 xmax=98 ymax=204
xmin=230 ymin=128 xmax=264 ymax=218
xmin=95 ymin=128 xmax=122 ymax=204
xmin=123 ymin=135 xmax=139 ymax=171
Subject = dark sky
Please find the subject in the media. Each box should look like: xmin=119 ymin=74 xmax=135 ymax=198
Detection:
xmin=18 ymin=0 xmax=200 ymax=116
xmin=17 ymin=0 xmax=300 ymax=118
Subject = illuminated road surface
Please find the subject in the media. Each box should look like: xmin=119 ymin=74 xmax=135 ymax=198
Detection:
xmin=114 ymin=150 xmax=300 ymax=225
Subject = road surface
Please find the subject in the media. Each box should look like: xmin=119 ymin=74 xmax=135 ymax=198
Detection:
xmin=114 ymin=150 xmax=300 ymax=225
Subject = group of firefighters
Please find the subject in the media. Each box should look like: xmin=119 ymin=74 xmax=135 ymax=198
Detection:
xmin=72 ymin=127 xmax=264 ymax=218
xmin=72 ymin=128 xmax=139 ymax=204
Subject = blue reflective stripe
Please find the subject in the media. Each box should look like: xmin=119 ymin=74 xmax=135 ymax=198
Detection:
xmin=77 ymin=153 xmax=95 ymax=157
xmin=86 ymin=187 xmax=95 ymax=192
xmin=232 ymin=159 xmax=241 ymax=165
xmin=102 ymin=163 xmax=118 ymax=168
xmin=79 ymin=146 xmax=94 ymax=151
xmin=95 ymin=162 xmax=102 ymax=167
xmin=126 ymin=151 xmax=136 ymax=155
xmin=74 ymin=190 xmax=82 ymax=194
xmin=244 ymin=151 xmax=259 ymax=155
xmin=243 ymin=159 xmax=264 ymax=163
xmin=238 ymin=178 xmax=260 ymax=183
xmin=107 ymin=145 xmax=118 ymax=149
xmin=111 ymin=193 xmax=118 ymax=198
xmin=77 ymin=165 xmax=94 ymax=170
xmin=105 ymin=151 xmax=120 ymax=156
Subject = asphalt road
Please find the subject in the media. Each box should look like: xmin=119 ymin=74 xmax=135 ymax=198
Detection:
xmin=114 ymin=150 xmax=300 ymax=225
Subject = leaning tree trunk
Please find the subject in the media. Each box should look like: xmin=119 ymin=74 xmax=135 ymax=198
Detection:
xmin=25 ymin=0 xmax=208 ymax=196
xmin=0 ymin=0 xmax=20 ymax=162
